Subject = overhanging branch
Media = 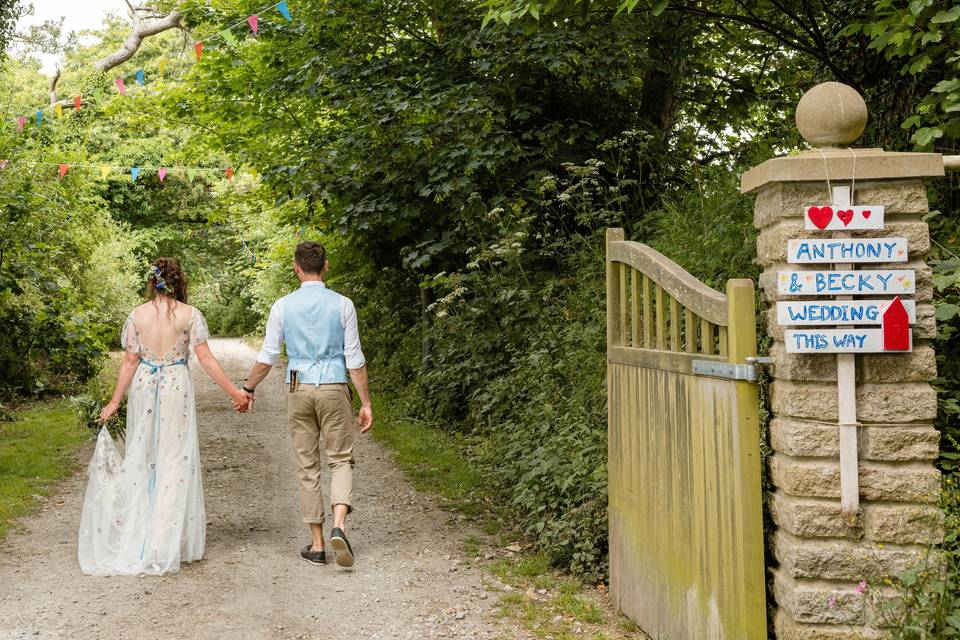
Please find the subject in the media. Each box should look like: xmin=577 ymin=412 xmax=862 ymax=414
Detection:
xmin=49 ymin=3 xmax=182 ymax=107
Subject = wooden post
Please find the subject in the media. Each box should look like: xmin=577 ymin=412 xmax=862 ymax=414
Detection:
xmin=726 ymin=278 xmax=766 ymax=632
xmin=831 ymin=185 xmax=860 ymax=517
xmin=607 ymin=228 xmax=626 ymax=347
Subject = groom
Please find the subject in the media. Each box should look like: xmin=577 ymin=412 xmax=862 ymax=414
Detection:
xmin=240 ymin=241 xmax=373 ymax=567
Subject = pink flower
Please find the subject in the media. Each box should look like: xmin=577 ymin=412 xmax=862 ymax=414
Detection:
xmin=855 ymin=580 xmax=868 ymax=594
xmin=827 ymin=595 xmax=837 ymax=609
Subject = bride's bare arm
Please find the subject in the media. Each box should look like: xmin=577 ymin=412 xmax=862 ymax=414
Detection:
xmin=193 ymin=342 xmax=249 ymax=410
xmin=99 ymin=350 xmax=141 ymax=423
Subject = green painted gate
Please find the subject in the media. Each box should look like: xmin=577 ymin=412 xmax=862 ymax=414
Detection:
xmin=605 ymin=228 xmax=766 ymax=639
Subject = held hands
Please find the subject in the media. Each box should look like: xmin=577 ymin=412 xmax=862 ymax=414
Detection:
xmin=231 ymin=386 xmax=252 ymax=413
xmin=357 ymin=404 xmax=373 ymax=433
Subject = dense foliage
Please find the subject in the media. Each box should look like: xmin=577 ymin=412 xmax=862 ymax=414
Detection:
xmin=2 ymin=0 xmax=959 ymax=631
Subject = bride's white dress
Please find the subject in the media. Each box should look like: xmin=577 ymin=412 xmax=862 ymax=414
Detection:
xmin=78 ymin=307 xmax=209 ymax=576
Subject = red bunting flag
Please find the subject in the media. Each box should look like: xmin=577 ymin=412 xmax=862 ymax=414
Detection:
xmin=195 ymin=42 xmax=204 ymax=61
xmin=225 ymin=166 xmax=234 ymax=181
xmin=16 ymin=116 xmax=26 ymax=133
xmin=248 ymin=15 xmax=259 ymax=35
xmin=115 ymin=78 xmax=128 ymax=96
xmin=158 ymin=167 xmax=167 ymax=182
xmin=74 ymin=95 xmax=81 ymax=112
xmin=58 ymin=163 xmax=70 ymax=178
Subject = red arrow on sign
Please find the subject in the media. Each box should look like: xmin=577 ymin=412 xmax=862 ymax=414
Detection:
xmin=882 ymin=296 xmax=910 ymax=351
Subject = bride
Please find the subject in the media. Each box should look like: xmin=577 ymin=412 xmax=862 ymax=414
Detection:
xmin=78 ymin=258 xmax=250 ymax=576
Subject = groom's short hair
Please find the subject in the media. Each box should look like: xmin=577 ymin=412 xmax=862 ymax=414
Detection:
xmin=295 ymin=241 xmax=327 ymax=274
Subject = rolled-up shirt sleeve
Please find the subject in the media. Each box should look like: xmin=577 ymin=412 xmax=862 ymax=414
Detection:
xmin=341 ymin=297 xmax=366 ymax=370
xmin=257 ymin=300 xmax=284 ymax=365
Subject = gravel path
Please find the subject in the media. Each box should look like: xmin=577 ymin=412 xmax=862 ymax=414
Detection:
xmin=0 ymin=338 xmax=519 ymax=640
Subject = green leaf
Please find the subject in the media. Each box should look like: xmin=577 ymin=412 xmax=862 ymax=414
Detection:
xmin=908 ymin=54 xmax=933 ymax=74
xmin=931 ymin=5 xmax=960 ymax=23
xmin=912 ymin=126 xmax=944 ymax=147
xmin=651 ymin=0 xmax=668 ymax=16
xmin=908 ymin=0 xmax=932 ymax=16
xmin=935 ymin=303 xmax=960 ymax=321
xmin=932 ymin=79 xmax=960 ymax=93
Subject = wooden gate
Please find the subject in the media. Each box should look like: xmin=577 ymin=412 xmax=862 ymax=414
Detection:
xmin=606 ymin=228 xmax=766 ymax=639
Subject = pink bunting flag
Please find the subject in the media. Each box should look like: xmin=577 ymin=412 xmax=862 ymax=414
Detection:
xmin=195 ymin=42 xmax=204 ymax=61
xmin=225 ymin=166 xmax=234 ymax=181
xmin=0 ymin=160 xmax=9 ymax=171
xmin=248 ymin=14 xmax=258 ymax=35
xmin=58 ymin=163 xmax=70 ymax=178
xmin=16 ymin=116 xmax=26 ymax=133
xmin=74 ymin=95 xmax=82 ymax=112
xmin=158 ymin=167 xmax=167 ymax=182
xmin=115 ymin=78 xmax=128 ymax=96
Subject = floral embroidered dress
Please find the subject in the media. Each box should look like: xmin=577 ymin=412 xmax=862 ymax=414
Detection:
xmin=78 ymin=307 xmax=209 ymax=576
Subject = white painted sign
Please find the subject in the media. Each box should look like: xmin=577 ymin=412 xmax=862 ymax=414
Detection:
xmin=787 ymin=238 xmax=908 ymax=264
xmin=804 ymin=205 xmax=885 ymax=231
xmin=776 ymin=299 xmax=916 ymax=326
xmin=785 ymin=329 xmax=912 ymax=353
xmin=778 ymin=270 xmax=915 ymax=296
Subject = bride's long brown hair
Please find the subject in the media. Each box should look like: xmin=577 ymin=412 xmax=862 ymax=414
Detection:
xmin=147 ymin=258 xmax=188 ymax=312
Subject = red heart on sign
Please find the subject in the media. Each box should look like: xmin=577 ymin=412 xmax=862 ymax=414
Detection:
xmin=837 ymin=209 xmax=854 ymax=226
xmin=807 ymin=206 xmax=833 ymax=229
xmin=862 ymin=210 xmax=872 ymax=219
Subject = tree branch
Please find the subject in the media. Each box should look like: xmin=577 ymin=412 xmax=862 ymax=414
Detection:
xmin=93 ymin=8 xmax=182 ymax=73
xmin=48 ymin=67 xmax=62 ymax=106
xmin=48 ymin=5 xmax=182 ymax=109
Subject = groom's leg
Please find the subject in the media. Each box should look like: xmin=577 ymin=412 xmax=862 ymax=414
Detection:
xmin=288 ymin=387 xmax=326 ymax=550
xmin=318 ymin=385 xmax=355 ymax=528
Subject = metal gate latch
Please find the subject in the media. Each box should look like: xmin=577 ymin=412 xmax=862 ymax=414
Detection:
xmin=692 ymin=356 xmax=774 ymax=382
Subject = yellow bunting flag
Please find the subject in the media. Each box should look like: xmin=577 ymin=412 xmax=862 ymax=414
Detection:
xmin=55 ymin=103 xmax=63 ymax=119
xmin=100 ymin=165 xmax=111 ymax=179
xmin=158 ymin=58 xmax=168 ymax=75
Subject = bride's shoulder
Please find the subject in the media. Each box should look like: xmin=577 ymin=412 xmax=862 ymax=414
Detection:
xmin=130 ymin=302 xmax=152 ymax=316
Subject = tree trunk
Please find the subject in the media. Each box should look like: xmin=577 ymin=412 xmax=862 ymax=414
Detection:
xmin=635 ymin=10 xmax=692 ymax=212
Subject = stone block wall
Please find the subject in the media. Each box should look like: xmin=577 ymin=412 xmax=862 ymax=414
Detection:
xmin=754 ymin=179 xmax=943 ymax=638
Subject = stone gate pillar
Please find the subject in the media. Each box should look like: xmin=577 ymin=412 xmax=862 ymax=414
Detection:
xmin=742 ymin=82 xmax=946 ymax=638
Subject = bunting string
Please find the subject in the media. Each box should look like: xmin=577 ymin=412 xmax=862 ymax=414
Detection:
xmin=3 ymin=1 xmax=294 ymax=126
xmin=1 ymin=159 xmax=237 ymax=183
xmin=0 ymin=2 xmax=298 ymax=183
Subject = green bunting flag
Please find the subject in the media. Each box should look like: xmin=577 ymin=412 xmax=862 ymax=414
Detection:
xmin=220 ymin=29 xmax=237 ymax=47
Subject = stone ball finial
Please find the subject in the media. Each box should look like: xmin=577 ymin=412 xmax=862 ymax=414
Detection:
xmin=795 ymin=82 xmax=868 ymax=147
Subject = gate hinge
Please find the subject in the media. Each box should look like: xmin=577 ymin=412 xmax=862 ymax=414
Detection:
xmin=693 ymin=356 xmax=774 ymax=382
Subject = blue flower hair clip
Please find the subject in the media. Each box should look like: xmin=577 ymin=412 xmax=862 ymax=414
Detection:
xmin=151 ymin=266 xmax=168 ymax=292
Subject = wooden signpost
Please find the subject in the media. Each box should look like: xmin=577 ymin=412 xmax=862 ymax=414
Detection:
xmin=776 ymin=299 xmax=916 ymax=326
xmin=778 ymin=187 xmax=914 ymax=516
xmin=778 ymin=269 xmax=915 ymax=296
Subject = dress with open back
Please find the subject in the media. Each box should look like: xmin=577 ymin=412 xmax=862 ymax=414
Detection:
xmin=78 ymin=305 xmax=209 ymax=576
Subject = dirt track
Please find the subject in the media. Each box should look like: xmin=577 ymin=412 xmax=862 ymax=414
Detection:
xmin=0 ymin=338 xmax=519 ymax=640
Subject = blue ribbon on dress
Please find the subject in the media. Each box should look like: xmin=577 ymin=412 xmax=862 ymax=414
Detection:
xmin=138 ymin=357 xmax=187 ymax=561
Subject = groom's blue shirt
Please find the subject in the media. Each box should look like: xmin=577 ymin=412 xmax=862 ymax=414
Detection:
xmin=257 ymin=281 xmax=365 ymax=384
